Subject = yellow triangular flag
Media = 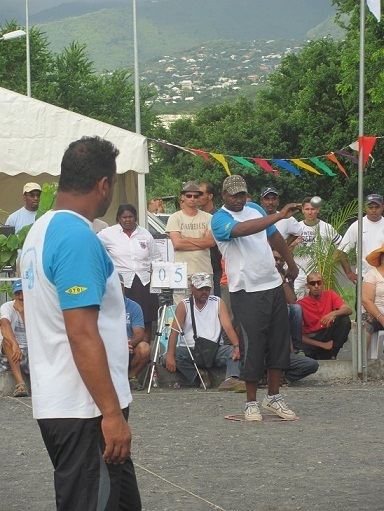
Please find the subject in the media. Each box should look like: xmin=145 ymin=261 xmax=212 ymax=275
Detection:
xmin=210 ymin=153 xmax=231 ymax=176
xmin=291 ymin=159 xmax=321 ymax=175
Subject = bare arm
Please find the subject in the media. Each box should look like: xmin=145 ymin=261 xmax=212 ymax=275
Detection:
xmin=362 ymin=281 xmax=384 ymax=329
xmin=320 ymin=304 xmax=352 ymax=327
xmin=129 ymin=326 xmax=145 ymax=348
xmin=63 ymin=307 xmax=131 ymax=465
xmin=0 ymin=319 xmax=22 ymax=363
xmin=302 ymin=335 xmax=333 ymax=351
xmin=230 ymin=203 xmax=301 ymax=238
xmin=336 ymin=249 xmax=357 ymax=283
xmin=165 ymin=302 xmax=187 ymax=372
xmin=169 ymin=231 xmax=215 ymax=251
xmin=218 ymin=299 xmax=240 ymax=361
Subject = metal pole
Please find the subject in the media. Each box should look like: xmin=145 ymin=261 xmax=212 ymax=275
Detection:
xmin=26 ymin=0 xmax=31 ymax=97
xmin=357 ymin=0 xmax=367 ymax=380
xmin=133 ymin=0 xmax=147 ymax=227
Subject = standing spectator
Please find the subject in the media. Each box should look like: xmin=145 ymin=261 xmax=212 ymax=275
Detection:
xmin=166 ymin=181 xmax=214 ymax=303
xmin=199 ymin=180 xmax=222 ymax=296
xmin=20 ymin=136 xmax=141 ymax=511
xmin=6 ymin=182 xmax=41 ymax=233
xmin=260 ymin=186 xmax=301 ymax=246
xmin=294 ymin=197 xmax=341 ymax=298
xmin=297 ymin=273 xmax=352 ymax=360
xmin=98 ymin=204 xmax=162 ymax=343
xmin=337 ymin=194 xmax=384 ymax=283
xmin=0 ymin=279 xmax=29 ymax=397
xmin=212 ymin=174 xmax=300 ymax=422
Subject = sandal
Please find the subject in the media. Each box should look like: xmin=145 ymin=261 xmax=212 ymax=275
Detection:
xmin=13 ymin=382 xmax=29 ymax=398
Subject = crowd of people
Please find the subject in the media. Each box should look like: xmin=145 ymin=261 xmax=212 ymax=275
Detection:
xmin=1 ymin=136 xmax=384 ymax=509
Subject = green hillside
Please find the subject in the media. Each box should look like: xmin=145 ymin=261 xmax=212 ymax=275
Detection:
xmin=36 ymin=0 xmax=336 ymax=71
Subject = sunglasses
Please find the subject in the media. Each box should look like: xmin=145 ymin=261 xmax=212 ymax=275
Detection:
xmin=26 ymin=192 xmax=41 ymax=198
xmin=184 ymin=194 xmax=200 ymax=199
xmin=307 ymin=280 xmax=323 ymax=286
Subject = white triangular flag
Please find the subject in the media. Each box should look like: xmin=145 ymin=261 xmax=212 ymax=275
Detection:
xmin=367 ymin=0 xmax=381 ymax=21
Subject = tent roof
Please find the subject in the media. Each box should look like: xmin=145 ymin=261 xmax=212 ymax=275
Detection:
xmin=0 ymin=87 xmax=149 ymax=177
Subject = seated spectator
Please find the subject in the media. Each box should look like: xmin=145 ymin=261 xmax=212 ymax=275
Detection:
xmin=362 ymin=243 xmax=384 ymax=350
xmin=273 ymin=250 xmax=303 ymax=353
xmin=297 ymin=273 xmax=352 ymax=360
xmin=165 ymin=272 xmax=244 ymax=391
xmin=119 ymin=274 xmax=150 ymax=390
xmin=0 ymin=279 xmax=29 ymax=397
xmin=272 ymin=250 xmax=319 ymax=384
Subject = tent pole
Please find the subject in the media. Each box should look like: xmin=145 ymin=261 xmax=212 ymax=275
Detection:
xmin=133 ymin=0 xmax=147 ymax=227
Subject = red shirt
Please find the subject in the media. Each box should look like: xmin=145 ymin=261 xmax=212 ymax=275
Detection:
xmin=297 ymin=290 xmax=345 ymax=334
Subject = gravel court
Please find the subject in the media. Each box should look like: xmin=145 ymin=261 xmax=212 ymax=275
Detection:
xmin=1 ymin=383 xmax=384 ymax=511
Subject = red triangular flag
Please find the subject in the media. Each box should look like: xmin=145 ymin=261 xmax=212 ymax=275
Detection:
xmin=358 ymin=136 xmax=377 ymax=168
xmin=188 ymin=148 xmax=211 ymax=162
xmin=252 ymin=158 xmax=278 ymax=175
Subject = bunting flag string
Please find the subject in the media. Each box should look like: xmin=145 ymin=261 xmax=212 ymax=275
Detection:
xmin=148 ymin=135 xmax=381 ymax=179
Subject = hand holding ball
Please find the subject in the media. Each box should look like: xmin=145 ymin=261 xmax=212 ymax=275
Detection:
xmin=310 ymin=196 xmax=323 ymax=209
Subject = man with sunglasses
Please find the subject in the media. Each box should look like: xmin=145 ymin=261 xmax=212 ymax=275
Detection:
xmin=166 ymin=181 xmax=215 ymax=304
xmin=5 ymin=182 xmax=42 ymax=233
xmin=297 ymin=273 xmax=352 ymax=360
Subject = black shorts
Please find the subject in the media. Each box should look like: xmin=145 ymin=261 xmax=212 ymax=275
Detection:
xmin=230 ymin=285 xmax=290 ymax=382
xmin=38 ymin=407 xmax=141 ymax=511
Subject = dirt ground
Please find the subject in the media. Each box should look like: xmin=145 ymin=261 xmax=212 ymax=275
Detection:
xmin=1 ymin=381 xmax=383 ymax=511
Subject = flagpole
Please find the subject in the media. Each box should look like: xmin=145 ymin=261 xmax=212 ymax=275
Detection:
xmin=357 ymin=0 xmax=367 ymax=380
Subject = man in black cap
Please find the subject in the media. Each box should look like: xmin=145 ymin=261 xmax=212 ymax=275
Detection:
xmin=337 ymin=193 xmax=384 ymax=282
xmin=260 ymin=186 xmax=301 ymax=247
xmin=212 ymin=175 xmax=301 ymax=421
xmin=166 ymin=181 xmax=215 ymax=303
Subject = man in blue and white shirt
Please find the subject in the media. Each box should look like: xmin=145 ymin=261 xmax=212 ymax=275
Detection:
xmin=212 ymin=175 xmax=300 ymax=422
xmin=21 ymin=137 xmax=141 ymax=511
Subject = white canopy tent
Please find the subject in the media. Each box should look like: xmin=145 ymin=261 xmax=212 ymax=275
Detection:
xmin=0 ymin=87 xmax=149 ymax=226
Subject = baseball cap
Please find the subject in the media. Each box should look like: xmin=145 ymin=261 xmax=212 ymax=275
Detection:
xmin=182 ymin=181 xmax=202 ymax=194
xmin=13 ymin=279 xmax=22 ymax=293
xmin=222 ymin=175 xmax=248 ymax=195
xmin=365 ymin=194 xmax=383 ymax=205
xmin=261 ymin=186 xmax=279 ymax=198
xmin=191 ymin=273 xmax=212 ymax=289
xmin=23 ymin=182 xmax=42 ymax=194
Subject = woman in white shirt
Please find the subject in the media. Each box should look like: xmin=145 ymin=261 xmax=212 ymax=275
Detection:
xmin=98 ymin=204 xmax=162 ymax=343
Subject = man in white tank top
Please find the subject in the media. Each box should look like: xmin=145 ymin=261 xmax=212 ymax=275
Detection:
xmin=165 ymin=272 xmax=244 ymax=390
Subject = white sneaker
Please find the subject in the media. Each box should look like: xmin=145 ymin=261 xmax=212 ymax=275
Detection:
xmin=244 ymin=401 xmax=262 ymax=422
xmin=262 ymin=394 xmax=296 ymax=420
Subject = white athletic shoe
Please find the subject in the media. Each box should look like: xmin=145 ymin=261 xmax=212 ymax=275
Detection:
xmin=244 ymin=401 xmax=262 ymax=422
xmin=262 ymin=394 xmax=296 ymax=420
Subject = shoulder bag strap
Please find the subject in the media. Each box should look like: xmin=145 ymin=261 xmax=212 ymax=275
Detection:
xmin=189 ymin=295 xmax=198 ymax=340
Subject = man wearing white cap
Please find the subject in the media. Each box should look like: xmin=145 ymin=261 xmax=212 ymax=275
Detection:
xmin=165 ymin=272 xmax=243 ymax=390
xmin=5 ymin=182 xmax=42 ymax=233
xmin=212 ymin=175 xmax=300 ymax=421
